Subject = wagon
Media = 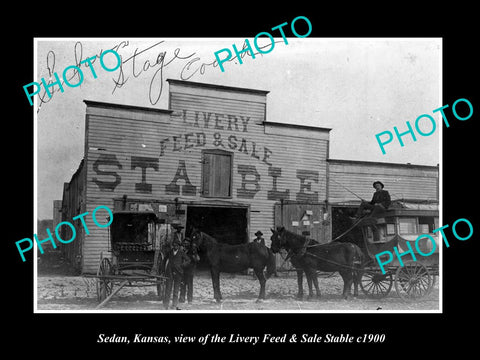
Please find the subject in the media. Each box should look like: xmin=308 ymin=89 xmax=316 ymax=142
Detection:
xmin=356 ymin=206 xmax=439 ymax=301
xmin=85 ymin=211 xmax=176 ymax=308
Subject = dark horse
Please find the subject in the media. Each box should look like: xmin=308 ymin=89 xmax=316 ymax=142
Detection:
xmin=190 ymin=228 xmax=276 ymax=302
xmin=270 ymin=227 xmax=364 ymax=299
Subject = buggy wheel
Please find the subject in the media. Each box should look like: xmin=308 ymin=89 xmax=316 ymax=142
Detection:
xmin=96 ymin=257 xmax=113 ymax=302
xmin=395 ymin=261 xmax=432 ymax=301
xmin=360 ymin=261 xmax=393 ymax=299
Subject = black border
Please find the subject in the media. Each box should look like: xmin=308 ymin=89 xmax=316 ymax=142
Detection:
xmin=7 ymin=6 xmax=479 ymax=355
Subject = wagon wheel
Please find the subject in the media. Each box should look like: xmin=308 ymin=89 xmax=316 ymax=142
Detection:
xmin=360 ymin=260 xmax=393 ymax=299
xmin=96 ymin=257 xmax=113 ymax=302
xmin=394 ymin=261 xmax=432 ymax=301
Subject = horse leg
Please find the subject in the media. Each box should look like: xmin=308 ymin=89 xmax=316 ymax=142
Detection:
xmin=296 ymin=269 xmax=304 ymax=300
xmin=312 ymin=272 xmax=321 ymax=299
xmin=340 ymin=271 xmax=353 ymax=300
xmin=210 ymin=268 xmax=222 ymax=302
xmin=353 ymin=269 xmax=361 ymax=298
xmin=305 ymin=270 xmax=315 ymax=300
xmin=254 ymin=268 xmax=267 ymax=301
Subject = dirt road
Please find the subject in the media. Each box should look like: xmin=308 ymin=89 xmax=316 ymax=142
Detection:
xmin=36 ymin=272 xmax=440 ymax=312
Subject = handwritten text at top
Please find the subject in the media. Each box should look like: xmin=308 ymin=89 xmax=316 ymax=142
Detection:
xmin=35 ymin=39 xmax=282 ymax=113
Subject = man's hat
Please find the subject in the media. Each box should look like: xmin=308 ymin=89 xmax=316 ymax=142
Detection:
xmin=255 ymin=231 xmax=263 ymax=236
xmin=373 ymin=181 xmax=384 ymax=189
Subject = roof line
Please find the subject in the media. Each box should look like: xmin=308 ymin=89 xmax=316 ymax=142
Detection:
xmin=327 ymin=158 xmax=439 ymax=170
xmin=167 ymin=79 xmax=270 ymax=95
xmin=83 ymin=100 xmax=173 ymax=114
xmin=263 ymin=121 xmax=332 ymax=132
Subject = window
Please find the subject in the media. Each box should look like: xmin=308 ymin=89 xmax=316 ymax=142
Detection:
xmin=366 ymin=224 xmax=387 ymax=242
xmin=201 ymin=149 xmax=233 ymax=198
xmin=398 ymin=218 xmax=417 ymax=234
xmin=386 ymin=223 xmax=396 ymax=235
xmin=419 ymin=216 xmax=436 ymax=233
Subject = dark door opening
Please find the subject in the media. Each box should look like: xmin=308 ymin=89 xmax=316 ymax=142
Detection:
xmin=331 ymin=206 xmax=363 ymax=247
xmin=186 ymin=206 xmax=248 ymax=269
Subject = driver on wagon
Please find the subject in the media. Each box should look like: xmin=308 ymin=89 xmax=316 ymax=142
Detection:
xmin=353 ymin=181 xmax=391 ymax=242
xmin=354 ymin=181 xmax=391 ymax=219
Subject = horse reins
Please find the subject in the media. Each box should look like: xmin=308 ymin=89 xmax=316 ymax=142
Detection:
xmin=279 ymin=233 xmax=363 ymax=272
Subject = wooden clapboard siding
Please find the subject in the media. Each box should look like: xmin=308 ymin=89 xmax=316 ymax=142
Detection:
xmin=328 ymin=159 xmax=439 ymax=204
xmin=168 ymin=81 xmax=330 ymax=250
xmin=70 ymin=81 xmax=331 ymax=273
xmin=65 ymin=80 xmax=440 ymax=275
xmin=82 ymin=105 xmax=174 ymax=273
xmin=60 ymin=159 xmax=86 ymax=272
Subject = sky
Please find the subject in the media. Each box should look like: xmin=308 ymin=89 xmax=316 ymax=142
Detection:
xmin=35 ymin=37 xmax=441 ymax=220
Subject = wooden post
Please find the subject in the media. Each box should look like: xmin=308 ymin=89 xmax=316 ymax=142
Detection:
xmin=95 ymin=280 xmax=129 ymax=309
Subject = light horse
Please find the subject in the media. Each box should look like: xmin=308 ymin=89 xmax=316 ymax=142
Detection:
xmin=190 ymin=228 xmax=276 ymax=302
xmin=270 ymin=227 xmax=364 ymax=300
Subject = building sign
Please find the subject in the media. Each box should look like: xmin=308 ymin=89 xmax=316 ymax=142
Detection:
xmin=90 ymin=108 xmax=321 ymax=202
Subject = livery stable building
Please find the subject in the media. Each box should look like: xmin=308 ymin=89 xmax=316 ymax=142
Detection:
xmin=58 ymin=79 xmax=439 ymax=274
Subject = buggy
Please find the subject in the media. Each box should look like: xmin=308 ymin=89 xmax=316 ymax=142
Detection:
xmin=85 ymin=211 xmax=176 ymax=308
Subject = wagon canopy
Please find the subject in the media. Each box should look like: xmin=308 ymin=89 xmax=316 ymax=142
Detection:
xmin=110 ymin=211 xmax=175 ymax=251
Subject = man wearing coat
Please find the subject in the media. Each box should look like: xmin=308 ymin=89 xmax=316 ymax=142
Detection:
xmin=354 ymin=181 xmax=391 ymax=242
xmin=163 ymin=238 xmax=191 ymax=309
xmin=179 ymin=237 xmax=200 ymax=304
xmin=355 ymin=181 xmax=391 ymax=218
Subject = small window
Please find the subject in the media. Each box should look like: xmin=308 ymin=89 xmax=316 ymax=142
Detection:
xmin=386 ymin=223 xmax=396 ymax=235
xmin=419 ymin=216 xmax=436 ymax=233
xmin=398 ymin=218 xmax=417 ymax=234
xmin=201 ymin=149 xmax=233 ymax=198
xmin=419 ymin=224 xmax=430 ymax=233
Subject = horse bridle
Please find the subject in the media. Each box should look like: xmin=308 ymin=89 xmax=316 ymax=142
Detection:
xmin=277 ymin=229 xmax=310 ymax=254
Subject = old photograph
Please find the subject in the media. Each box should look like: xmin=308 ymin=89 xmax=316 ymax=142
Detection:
xmin=33 ymin=37 xmax=442 ymax=312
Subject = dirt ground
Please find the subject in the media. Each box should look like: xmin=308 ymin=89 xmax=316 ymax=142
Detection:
xmin=35 ymin=250 xmax=440 ymax=312
xmin=36 ymin=272 xmax=440 ymax=312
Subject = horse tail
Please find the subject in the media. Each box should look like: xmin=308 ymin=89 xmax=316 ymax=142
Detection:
xmin=265 ymin=247 xmax=277 ymax=279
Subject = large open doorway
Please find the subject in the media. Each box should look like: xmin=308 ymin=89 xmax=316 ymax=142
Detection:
xmin=186 ymin=205 xmax=249 ymax=269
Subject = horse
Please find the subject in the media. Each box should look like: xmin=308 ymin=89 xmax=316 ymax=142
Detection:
xmin=190 ymin=228 xmax=276 ymax=302
xmin=270 ymin=227 xmax=364 ymax=300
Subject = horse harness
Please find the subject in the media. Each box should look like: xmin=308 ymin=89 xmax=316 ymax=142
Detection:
xmin=282 ymin=235 xmax=362 ymax=272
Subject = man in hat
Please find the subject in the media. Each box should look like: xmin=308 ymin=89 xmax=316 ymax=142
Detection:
xmin=354 ymin=181 xmax=391 ymax=242
xmin=355 ymin=181 xmax=391 ymax=218
xmin=163 ymin=237 xmax=191 ymax=310
xmin=253 ymin=230 xmax=265 ymax=246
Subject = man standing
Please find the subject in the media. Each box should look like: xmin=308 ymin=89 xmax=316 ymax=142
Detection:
xmin=253 ymin=230 xmax=265 ymax=245
xmin=179 ymin=237 xmax=200 ymax=304
xmin=163 ymin=238 xmax=191 ymax=310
